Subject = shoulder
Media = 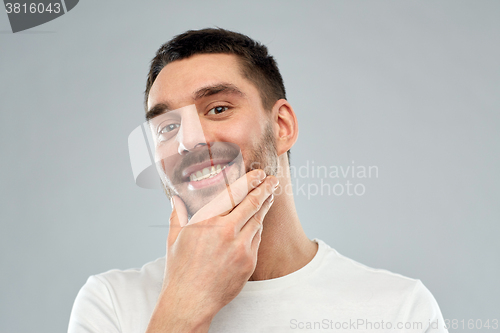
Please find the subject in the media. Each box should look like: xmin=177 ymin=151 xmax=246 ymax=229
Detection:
xmin=91 ymin=256 xmax=165 ymax=294
xmin=316 ymin=239 xmax=420 ymax=291
xmin=315 ymin=239 xmax=445 ymax=322
xmin=68 ymin=257 xmax=165 ymax=332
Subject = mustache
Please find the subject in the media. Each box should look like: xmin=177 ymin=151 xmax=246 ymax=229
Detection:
xmin=169 ymin=142 xmax=242 ymax=184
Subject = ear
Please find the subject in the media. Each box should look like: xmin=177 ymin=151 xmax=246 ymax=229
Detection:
xmin=272 ymin=99 xmax=298 ymax=156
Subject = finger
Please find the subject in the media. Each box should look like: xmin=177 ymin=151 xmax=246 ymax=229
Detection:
xmin=189 ymin=169 xmax=267 ymax=225
xmin=249 ymin=194 xmax=274 ymax=253
xmin=167 ymin=196 xmax=188 ymax=247
xmin=250 ymin=225 xmax=263 ymax=255
xmin=230 ymin=176 xmax=278 ymax=231
xmin=240 ymin=192 xmax=274 ymax=250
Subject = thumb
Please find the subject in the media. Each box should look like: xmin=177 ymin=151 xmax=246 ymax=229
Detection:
xmin=167 ymin=196 xmax=188 ymax=247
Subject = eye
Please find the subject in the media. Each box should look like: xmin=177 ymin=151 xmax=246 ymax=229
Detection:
xmin=160 ymin=123 xmax=180 ymax=134
xmin=157 ymin=123 xmax=180 ymax=142
xmin=207 ymin=106 xmax=229 ymax=115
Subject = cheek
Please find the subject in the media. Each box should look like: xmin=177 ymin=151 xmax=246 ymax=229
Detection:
xmin=215 ymin=124 xmax=260 ymax=150
xmin=155 ymin=144 xmax=179 ymax=176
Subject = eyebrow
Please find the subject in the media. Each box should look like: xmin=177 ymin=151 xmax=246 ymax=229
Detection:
xmin=145 ymin=83 xmax=245 ymax=121
xmin=193 ymin=83 xmax=245 ymax=100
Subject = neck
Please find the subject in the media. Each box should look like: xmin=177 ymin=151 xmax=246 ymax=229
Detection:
xmin=249 ymin=171 xmax=317 ymax=281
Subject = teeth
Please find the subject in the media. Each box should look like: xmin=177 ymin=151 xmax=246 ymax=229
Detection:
xmin=189 ymin=164 xmax=229 ymax=182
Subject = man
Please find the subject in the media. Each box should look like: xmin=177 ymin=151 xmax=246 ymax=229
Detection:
xmin=69 ymin=28 xmax=447 ymax=332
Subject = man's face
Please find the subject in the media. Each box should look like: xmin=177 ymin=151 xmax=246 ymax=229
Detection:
xmin=147 ymin=53 xmax=278 ymax=217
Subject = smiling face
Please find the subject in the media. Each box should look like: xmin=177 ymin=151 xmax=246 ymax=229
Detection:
xmin=147 ymin=53 xmax=278 ymax=217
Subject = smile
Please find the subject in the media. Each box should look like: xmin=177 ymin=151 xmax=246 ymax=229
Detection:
xmin=189 ymin=163 xmax=230 ymax=182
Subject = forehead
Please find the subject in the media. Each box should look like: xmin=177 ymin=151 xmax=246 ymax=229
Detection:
xmin=148 ymin=53 xmax=252 ymax=110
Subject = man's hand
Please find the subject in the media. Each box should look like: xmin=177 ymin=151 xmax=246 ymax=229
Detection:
xmin=146 ymin=169 xmax=278 ymax=333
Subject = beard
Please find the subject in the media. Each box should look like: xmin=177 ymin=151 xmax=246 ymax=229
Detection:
xmin=245 ymin=122 xmax=278 ymax=176
xmin=160 ymin=122 xmax=279 ymax=218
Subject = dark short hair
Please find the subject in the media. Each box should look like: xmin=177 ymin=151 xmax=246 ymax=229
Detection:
xmin=145 ymin=28 xmax=290 ymax=162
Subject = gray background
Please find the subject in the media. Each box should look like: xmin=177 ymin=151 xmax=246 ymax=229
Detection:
xmin=1 ymin=1 xmax=499 ymax=332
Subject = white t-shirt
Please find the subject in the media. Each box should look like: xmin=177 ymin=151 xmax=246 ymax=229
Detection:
xmin=68 ymin=239 xmax=448 ymax=332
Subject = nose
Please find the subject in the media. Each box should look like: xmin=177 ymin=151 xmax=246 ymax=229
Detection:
xmin=176 ymin=108 xmax=207 ymax=155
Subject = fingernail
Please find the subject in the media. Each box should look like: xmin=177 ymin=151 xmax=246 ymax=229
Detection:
xmin=170 ymin=197 xmax=175 ymax=210
xmin=273 ymin=179 xmax=280 ymax=189
xmin=258 ymin=170 xmax=266 ymax=183
xmin=266 ymin=194 xmax=274 ymax=204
